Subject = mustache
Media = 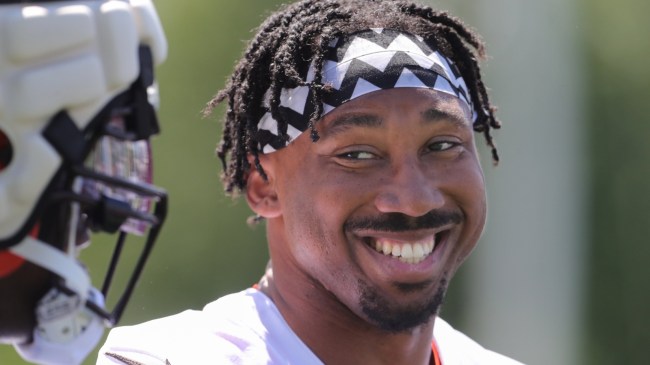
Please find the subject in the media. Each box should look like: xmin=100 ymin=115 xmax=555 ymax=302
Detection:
xmin=343 ymin=210 xmax=463 ymax=233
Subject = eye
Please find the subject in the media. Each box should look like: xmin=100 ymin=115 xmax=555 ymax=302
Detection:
xmin=336 ymin=150 xmax=377 ymax=160
xmin=427 ymin=140 xmax=460 ymax=152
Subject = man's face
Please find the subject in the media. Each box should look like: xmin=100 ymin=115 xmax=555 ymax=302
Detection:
xmin=262 ymin=88 xmax=487 ymax=332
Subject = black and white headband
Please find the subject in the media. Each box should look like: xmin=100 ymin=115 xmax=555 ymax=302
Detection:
xmin=256 ymin=28 xmax=476 ymax=153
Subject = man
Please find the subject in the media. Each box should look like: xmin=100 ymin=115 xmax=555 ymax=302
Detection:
xmin=99 ymin=0 xmax=522 ymax=363
xmin=0 ymin=0 xmax=167 ymax=364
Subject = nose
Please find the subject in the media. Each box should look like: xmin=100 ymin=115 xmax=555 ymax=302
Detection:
xmin=373 ymin=159 xmax=445 ymax=217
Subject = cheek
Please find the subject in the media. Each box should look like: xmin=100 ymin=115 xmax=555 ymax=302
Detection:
xmin=276 ymin=178 xmax=338 ymax=256
xmin=448 ymin=161 xmax=487 ymax=258
xmin=279 ymin=162 xmax=368 ymax=221
xmin=283 ymin=191 xmax=346 ymax=253
xmin=277 ymin=171 xmax=365 ymax=264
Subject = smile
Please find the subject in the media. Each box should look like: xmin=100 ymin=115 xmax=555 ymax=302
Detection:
xmin=370 ymin=235 xmax=437 ymax=264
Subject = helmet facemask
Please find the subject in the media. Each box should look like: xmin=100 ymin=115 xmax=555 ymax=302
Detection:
xmin=29 ymin=46 xmax=168 ymax=328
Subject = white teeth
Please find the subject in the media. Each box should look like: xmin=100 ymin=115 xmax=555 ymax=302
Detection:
xmin=372 ymin=236 xmax=437 ymax=264
xmin=413 ymin=243 xmax=424 ymax=258
xmin=401 ymin=244 xmax=413 ymax=259
xmin=382 ymin=243 xmax=392 ymax=255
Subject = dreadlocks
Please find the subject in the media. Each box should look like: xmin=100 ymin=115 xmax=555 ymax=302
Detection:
xmin=205 ymin=0 xmax=501 ymax=195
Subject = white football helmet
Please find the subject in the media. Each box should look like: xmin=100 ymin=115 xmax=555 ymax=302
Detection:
xmin=0 ymin=0 xmax=167 ymax=363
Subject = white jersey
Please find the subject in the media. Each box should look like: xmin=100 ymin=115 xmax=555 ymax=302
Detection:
xmin=97 ymin=288 xmax=523 ymax=364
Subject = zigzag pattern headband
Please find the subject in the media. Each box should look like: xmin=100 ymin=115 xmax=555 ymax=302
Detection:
xmin=256 ymin=28 xmax=477 ymax=153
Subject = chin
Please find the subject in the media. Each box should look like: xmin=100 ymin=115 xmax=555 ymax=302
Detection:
xmin=359 ymin=277 xmax=448 ymax=334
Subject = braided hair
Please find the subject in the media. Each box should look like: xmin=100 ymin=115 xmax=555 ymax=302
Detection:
xmin=205 ymin=0 xmax=501 ymax=195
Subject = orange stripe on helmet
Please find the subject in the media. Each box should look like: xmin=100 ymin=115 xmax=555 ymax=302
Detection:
xmin=0 ymin=251 xmax=25 ymax=278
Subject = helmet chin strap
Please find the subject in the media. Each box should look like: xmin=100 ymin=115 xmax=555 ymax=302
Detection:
xmin=8 ymin=236 xmax=91 ymax=304
xmin=9 ymin=178 xmax=92 ymax=304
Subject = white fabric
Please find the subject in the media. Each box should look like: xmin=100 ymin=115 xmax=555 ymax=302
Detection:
xmin=97 ymin=288 xmax=523 ymax=364
xmin=434 ymin=319 xmax=524 ymax=365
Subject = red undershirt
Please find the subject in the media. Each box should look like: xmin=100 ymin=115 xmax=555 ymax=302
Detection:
xmin=431 ymin=340 xmax=442 ymax=365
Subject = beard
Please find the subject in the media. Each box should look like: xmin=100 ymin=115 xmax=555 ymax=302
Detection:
xmin=359 ymin=276 xmax=449 ymax=333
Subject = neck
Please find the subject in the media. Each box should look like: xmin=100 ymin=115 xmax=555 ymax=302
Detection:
xmin=259 ymin=224 xmax=436 ymax=365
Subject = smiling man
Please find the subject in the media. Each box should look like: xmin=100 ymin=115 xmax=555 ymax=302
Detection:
xmin=98 ymin=0 xmax=522 ymax=364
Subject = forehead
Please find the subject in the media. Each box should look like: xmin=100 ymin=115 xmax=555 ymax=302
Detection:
xmin=317 ymin=88 xmax=472 ymax=134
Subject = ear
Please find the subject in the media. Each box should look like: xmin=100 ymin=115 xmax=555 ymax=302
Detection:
xmin=245 ymin=154 xmax=281 ymax=219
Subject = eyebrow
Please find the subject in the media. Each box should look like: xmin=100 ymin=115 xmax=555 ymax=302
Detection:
xmin=322 ymin=113 xmax=383 ymax=139
xmin=421 ymin=108 xmax=470 ymax=128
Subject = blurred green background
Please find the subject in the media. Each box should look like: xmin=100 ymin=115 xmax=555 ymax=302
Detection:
xmin=2 ymin=0 xmax=650 ymax=364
